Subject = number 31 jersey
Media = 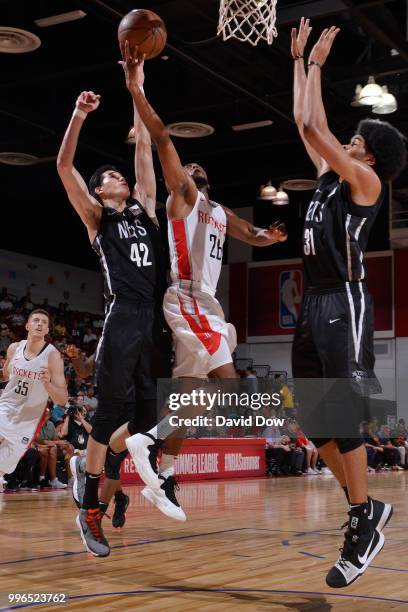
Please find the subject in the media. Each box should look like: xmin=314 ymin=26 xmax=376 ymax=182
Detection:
xmin=0 ymin=341 xmax=56 ymax=445
xmin=168 ymin=191 xmax=227 ymax=296
xmin=302 ymin=171 xmax=383 ymax=287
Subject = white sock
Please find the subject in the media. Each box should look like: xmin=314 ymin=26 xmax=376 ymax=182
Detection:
xmin=159 ymin=454 xmax=175 ymax=478
xmin=39 ymin=475 xmax=45 ymax=481
xmin=147 ymin=426 xmax=158 ymax=439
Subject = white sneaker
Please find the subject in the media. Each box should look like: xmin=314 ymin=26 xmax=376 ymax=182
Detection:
xmin=50 ymin=478 xmax=67 ymax=489
xmin=126 ymin=433 xmax=162 ymax=490
xmin=321 ymin=467 xmax=332 ymax=475
xmin=312 ymin=468 xmax=320 ymax=474
xmin=307 ymin=467 xmax=315 ymax=475
xmin=141 ymin=475 xmax=186 ymax=521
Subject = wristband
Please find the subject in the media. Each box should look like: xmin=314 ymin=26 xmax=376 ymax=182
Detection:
xmin=293 ymin=55 xmax=303 ymax=60
xmin=308 ymin=60 xmax=322 ymax=69
xmin=74 ymin=108 xmax=87 ymax=120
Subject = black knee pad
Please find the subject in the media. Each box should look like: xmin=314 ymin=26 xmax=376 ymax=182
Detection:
xmin=336 ymin=437 xmax=364 ymax=454
xmin=104 ymin=448 xmax=128 ymax=480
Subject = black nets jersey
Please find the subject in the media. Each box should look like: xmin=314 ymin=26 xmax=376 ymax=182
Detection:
xmin=93 ymin=199 xmax=166 ymax=303
xmin=302 ymin=171 xmax=384 ymax=287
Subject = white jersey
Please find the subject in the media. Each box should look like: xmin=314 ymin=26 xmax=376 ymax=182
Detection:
xmin=0 ymin=341 xmax=56 ymax=445
xmin=168 ymin=191 xmax=227 ymax=296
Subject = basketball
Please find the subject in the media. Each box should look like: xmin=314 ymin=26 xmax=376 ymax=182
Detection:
xmin=118 ymin=9 xmax=167 ymax=60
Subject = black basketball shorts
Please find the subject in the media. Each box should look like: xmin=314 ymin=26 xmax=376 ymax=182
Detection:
xmin=292 ymin=281 xmax=380 ymax=443
xmin=92 ymin=298 xmax=172 ymax=442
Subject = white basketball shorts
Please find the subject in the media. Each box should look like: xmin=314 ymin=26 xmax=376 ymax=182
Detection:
xmin=164 ymin=286 xmax=237 ymax=378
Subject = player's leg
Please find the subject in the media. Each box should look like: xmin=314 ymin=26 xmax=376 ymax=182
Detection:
xmin=0 ymin=437 xmax=29 ymax=491
xmin=76 ymin=301 xmax=142 ymax=557
xmin=315 ymin=287 xmax=391 ymax=587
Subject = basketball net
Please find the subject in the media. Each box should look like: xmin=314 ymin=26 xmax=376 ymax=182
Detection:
xmin=217 ymin=0 xmax=278 ymax=47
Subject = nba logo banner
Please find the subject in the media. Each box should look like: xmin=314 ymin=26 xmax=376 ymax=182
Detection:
xmin=279 ymin=270 xmax=302 ymax=328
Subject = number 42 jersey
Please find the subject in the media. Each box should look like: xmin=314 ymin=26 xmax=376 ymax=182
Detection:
xmin=0 ymin=340 xmax=56 ymax=445
xmin=168 ymin=191 xmax=227 ymax=296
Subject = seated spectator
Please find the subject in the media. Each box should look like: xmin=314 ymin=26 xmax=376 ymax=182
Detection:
xmin=396 ymin=418 xmax=408 ymax=438
xmin=264 ymin=423 xmax=303 ymax=476
xmin=4 ymin=447 xmax=39 ymax=491
xmin=7 ymin=306 xmax=25 ymax=328
xmin=294 ymin=423 xmax=319 ymax=474
xmin=83 ymin=327 xmax=97 ymax=347
xmin=377 ymin=425 xmax=404 ymax=470
xmin=34 ymin=409 xmax=73 ymax=487
xmin=83 ymin=386 xmax=98 ymax=419
xmin=0 ymin=324 xmax=12 ymax=353
xmin=0 ymin=295 xmax=13 ymax=312
xmin=54 ymin=319 xmax=67 ymax=338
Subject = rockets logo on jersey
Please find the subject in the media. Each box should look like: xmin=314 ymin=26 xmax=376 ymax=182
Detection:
xmin=279 ymin=270 xmax=303 ymax=328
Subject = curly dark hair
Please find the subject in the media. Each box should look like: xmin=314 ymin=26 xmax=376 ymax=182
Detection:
xmin=356 ymin=119 xmax=407 ymax=182
xmin=88 ymin=164 xmax=122 ymax=204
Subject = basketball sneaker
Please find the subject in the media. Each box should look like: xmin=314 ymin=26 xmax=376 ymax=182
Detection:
xmin=326 ymin=503 xmax=384 ymax=588
xmin=112 ymin=491 xmax=130 ymax=528
xmin=76 ymin=508 xmax=110 ymax=557
xmin=70 ymin=455 xmax=86 ymax=509
xmin=126 ymin=433 xmax=162 ymax=490
xmin=368 ymin=497 xmax=393 ymax=533
xmin=141 ymin=475 xmax=186 ymax=521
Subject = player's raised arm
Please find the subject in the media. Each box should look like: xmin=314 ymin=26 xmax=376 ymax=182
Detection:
xmin=120 ymin=45 xmax=158 ymax=223
xmin=224 ymin=207 xmax=288 ymax=246
xmin=119 ymin=42 xmax=197 ymax=218
xmin=291 ymin=18 xmax=328 ymax=177
xmin=57 ymin=91 xmax=103 ymax=240
xmin=41 ymin=350 xmax=68 ymax=407
xmin=302 ymin=27 xmax=381 ymax=204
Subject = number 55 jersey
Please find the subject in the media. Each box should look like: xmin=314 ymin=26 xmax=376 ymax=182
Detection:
xmin=0 ymin=340 xmax=56 ymax=446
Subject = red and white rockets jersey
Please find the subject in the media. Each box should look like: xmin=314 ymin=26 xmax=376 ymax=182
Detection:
xmin=168 ymin=190 xmax=227 ymax=295
xmin=0 ymin=340 xmax=56 ymax=445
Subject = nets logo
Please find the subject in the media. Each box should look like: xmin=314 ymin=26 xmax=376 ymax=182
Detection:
xmin=279 ymin=270 xmax=302 ymax=328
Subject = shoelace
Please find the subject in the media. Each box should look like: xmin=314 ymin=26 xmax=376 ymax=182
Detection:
xmin=86 ymin=509 xmax=103 ymax=539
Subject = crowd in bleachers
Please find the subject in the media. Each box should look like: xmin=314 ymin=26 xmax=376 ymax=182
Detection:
xmin=1 ymin=287 xmax=407 ymax=490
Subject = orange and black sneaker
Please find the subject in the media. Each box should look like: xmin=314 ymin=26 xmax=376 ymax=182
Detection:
xmin=76 ymin=508 xmax=110 ymax=557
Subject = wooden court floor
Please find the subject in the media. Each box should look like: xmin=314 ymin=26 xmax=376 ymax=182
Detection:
xmin=0 ymin=472 xmax=407 ymax=611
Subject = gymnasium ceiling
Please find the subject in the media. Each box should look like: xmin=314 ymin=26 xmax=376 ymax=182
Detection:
xmin=2 ymin=0 xmax=408 ymax=268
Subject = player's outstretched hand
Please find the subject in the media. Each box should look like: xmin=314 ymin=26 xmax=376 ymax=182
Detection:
xmin=308 ymin=26 xmax=340 ymax=66
xmin=64 ymin=344 xmax=80 ymax=360
xmin=291 ymin=17 xmax=312 ymax=59
xmin=269 ymin=221 xmax=288 ymax=242
xmin=119 ymin=39 xmax=145 ymax=90
xmin=76 ymin=91 xmax=101 ymax=113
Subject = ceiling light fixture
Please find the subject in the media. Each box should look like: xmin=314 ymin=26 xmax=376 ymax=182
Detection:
xmin=372 ymin=85 xmax=398 ymax=114
xmin=167 ymin=122 xmax=214 ymax=138
xmin=0 ymin=28 xmax=41 ymax=53
xmin=258 ymin=181 xmax=277 ymax=200
xmin=350 ymin=84 xmax=363 ymax=107
xmin=34 ymin=11 xmax=86 ymax=28
xmin=232 ymin=120 xmax=273 ymax=132
xmin=272 ymin=186 xmax=289 ymax=206
xmin=358 ymin=76 xmax=383 ymax=106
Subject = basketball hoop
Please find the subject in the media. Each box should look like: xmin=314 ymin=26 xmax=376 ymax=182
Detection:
xmin=217 ymin=0 xmax=278 ymax=47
